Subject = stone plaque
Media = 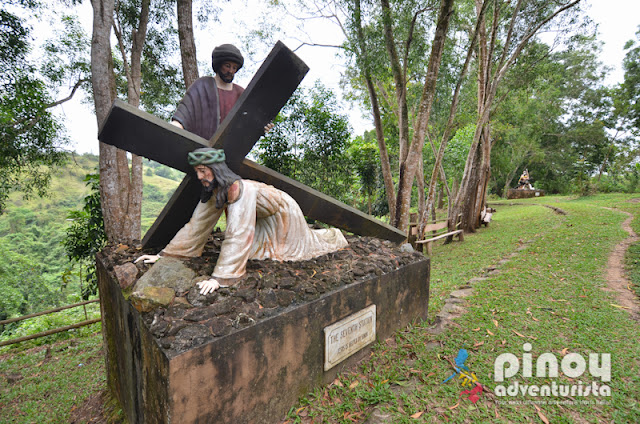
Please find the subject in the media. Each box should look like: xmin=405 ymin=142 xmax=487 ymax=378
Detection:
xmin=324 ymin=305 xmax=376 ymax=370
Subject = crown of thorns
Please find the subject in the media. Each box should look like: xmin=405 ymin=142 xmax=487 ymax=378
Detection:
xmin=188 ymin=148 xmax=226 ymax=166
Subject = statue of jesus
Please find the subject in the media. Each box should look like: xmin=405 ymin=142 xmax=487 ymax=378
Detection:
xmin=137 ymin=147 xmax=348 ymax=295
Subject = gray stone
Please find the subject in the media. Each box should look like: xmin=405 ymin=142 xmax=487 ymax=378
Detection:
xmin=399 ymin=243 xmax=414 ymax=253
xmin=114 ymin=262 xmax=139 ymax=290
xmin=468 ymin=277 xmax=487 ymax=284
xmin=446 ymin=297 xmax=465 ymax=304
xmin=176 ymin=324 xmax=210 ymax=340
xmin=134 ymin=257 xmax=196 ymax=293
xmin=364 ymin=408 xmax=392 ymax=423
xmin=205 ymin=317 xmax=232 ymax=337
xmin=183 ymin=307 xmax=219 ymax=322
xmin=450 ymin=288 xmax=474 ymax=298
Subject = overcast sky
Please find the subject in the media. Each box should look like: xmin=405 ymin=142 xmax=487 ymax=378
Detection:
xmin=56 ymin=0 xmax=640 ymax=155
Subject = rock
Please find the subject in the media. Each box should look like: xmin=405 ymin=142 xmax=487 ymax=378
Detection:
xmin=205 ymin=317 xmax=232 ymax=337
xmin=209 ymin=297 xmax=241 ymax=316
xmin=232 ymin=313 xmax=255 ymax=329
xmin=399 ymin=243 xmax=414 ymax=253
xmin=233 ymin=288 xmax=256 ymax=303
xmin=277 ymin=277 xmax=296 ymax=290
xmin=130 ymin=287 xmax=175 ymax=313
xmin=149 ymin=319 xmax=169 ymax=337
xmin=276 ymin=290 xmax=295 ymax=307
xmin=114 ymin=262 xmax=139 ymax=290
xmin=167 ymin=321 xmax=188 ymax=337
xmin=450 ymin=288 xmax=474 ymax=298
xmin=176 ymin=324 xmax=210 ymax=340
xmin=134 ymin=257 xmax=196 ymax=294
xmin=184 ymin=307 xmax=219 ymax=322
xmin=258 ymin=288 xmax=278 ymax=309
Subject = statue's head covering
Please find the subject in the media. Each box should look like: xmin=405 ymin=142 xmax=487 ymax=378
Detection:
xmin=188 ymin=147 xmax=226 ymax=166
xmin=189 ymin=147 xmax=241 ymax=207
xmin=211 ymin=44 xmax=244 ymax=73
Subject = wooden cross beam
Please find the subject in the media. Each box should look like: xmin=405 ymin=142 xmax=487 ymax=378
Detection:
xmin=98 ymin=42 xmax=406 ymax=247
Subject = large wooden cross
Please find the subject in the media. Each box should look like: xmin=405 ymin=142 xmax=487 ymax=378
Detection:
xmin=98 ymin=42 xmax=406 ymax=248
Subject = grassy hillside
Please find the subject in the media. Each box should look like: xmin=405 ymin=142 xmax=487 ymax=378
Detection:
xmin=0 ymin=154 xmax=180 ymax=344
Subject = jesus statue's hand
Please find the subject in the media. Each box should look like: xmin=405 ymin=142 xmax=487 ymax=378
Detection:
xmin=197 ymin=278 xmax=221 ymax=295
xmin=134 ymin=254 xmax=161 ymax=264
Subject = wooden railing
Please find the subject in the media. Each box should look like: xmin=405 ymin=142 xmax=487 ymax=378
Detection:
xmin=0 ymin=299 xmax=101 ymax=347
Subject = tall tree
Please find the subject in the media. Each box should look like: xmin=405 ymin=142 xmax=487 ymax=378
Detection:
xmin=451 ymin=0 xmax=583 ymax=232
xmin=1 ymin=1 xmax=89 ymax=214
xmin=307 ymin=0 xmax=456 ymax=231
xmin=176 ymin=0 xmax=198 ymax=88
xmin=91 ymin=0 xmax=182 ymax=243
xmin=619 ymin=26 xmax=640 ymax=133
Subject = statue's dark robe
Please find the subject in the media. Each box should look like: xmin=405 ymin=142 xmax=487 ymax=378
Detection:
xmin=172 ymin=77 xmax=220 ymax=140
xmin=172 ymin=77 xmax=245 ymax=140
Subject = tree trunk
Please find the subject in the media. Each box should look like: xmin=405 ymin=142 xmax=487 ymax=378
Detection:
xmin=380 ymin=0 xmax=409 ymax=165
xmin=92 ymin=0 xmax=150 ymax=243
xmin=91 ymin=0 xmax=120 ymax=244
xmin=177 ymin=0 xmax=199 ymax=88
xmin=392 ymin=0 xmax=455 ymax=231
xmin=417 ymin=158 xmax=425 ymax=228
xmin=354 ymin=0 xmax=396 ymax=219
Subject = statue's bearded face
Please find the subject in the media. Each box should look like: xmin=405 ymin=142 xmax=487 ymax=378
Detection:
xmin=218 ymin=61 xmax=239 ymax=83
xmin=195 ymin=165 xmax=215 ymax=187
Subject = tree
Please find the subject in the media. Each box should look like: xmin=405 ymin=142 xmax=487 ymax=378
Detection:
xmin=91 ymin=0 xmax=183 ymax=244
xmin=451 ymin=0 xmax=583 ymax=232
xmin=349 ymin=132 xmax=381 ymax=214
xmin=257 ymin=82 xmax=356 ymax=204
xmin=0 ymin=1 xmax=90 ymax=214
xmin=619 ymin=26 xmax=640 ymax=133
xmin=298 ymin=0 xmax=456 ymax=230
xmin=63 ymin=174 xmax=107 ymax=299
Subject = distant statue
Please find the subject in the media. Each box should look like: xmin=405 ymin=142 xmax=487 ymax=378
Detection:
xmin=516 ymin=169 xmax=533 ymax=190
xmin=137 ymin=147 xmax=348 ymax=295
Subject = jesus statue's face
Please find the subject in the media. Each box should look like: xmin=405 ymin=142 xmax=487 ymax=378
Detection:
xmin=195 ymin=165 xmax=215 ymax=187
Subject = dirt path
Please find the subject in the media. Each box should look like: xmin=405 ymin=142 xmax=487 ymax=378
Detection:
xmin=604 ymin=209 xmax=640 ymax=321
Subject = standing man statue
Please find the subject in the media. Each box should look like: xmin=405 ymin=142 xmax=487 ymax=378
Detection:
xmin=170 ymin=44 xmax=272 ymax=138
xmin=137 ymin=147 xmax=348 ymax=295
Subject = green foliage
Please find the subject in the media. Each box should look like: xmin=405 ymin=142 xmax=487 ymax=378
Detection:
xmin=619 ymin=26 xmax=640 ymax=132
xmin=0 ymin=304 xmax=101 ymax=348
xmin=349 ymin=132 xmax=381 ymax=214
xmin=0 ymin=154 xmax=179 ymax=342
xmin=257 ymin=82 xmax=357 ymax=205
xmin=62 ymin=174 xmax=107 ymax=299
xmin=0 ymin=2 xmax=93 ymax=214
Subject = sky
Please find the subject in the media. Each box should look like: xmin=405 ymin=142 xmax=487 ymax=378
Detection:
xmin=55 ymin=0 xmax=640 ymax=155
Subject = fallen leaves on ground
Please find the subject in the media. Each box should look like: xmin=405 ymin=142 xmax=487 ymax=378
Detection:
xmin=534 ymin=404 xmax=550 ymax=424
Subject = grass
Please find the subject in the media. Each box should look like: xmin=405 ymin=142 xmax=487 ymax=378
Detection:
xmin=285 ymin=193 xmax=640 ymax=423
xmin=0 ymin=332 xmax=108 ymax=424
xmin=1 ymin=193 xmax=639 ymax=423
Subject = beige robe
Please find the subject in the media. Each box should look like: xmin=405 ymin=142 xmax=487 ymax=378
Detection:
xmin=162 ymin=180 xmax=348 ymax=279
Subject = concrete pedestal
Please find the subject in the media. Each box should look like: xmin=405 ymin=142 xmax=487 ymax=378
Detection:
xmin=97 ymin=252 xmax=430 ymax=423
